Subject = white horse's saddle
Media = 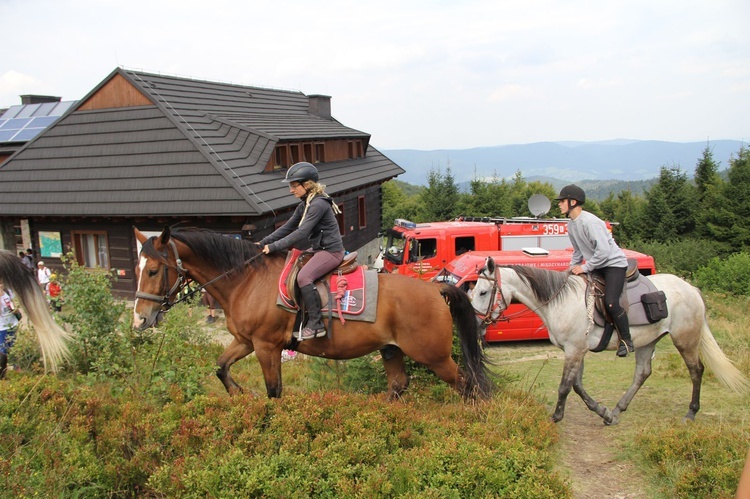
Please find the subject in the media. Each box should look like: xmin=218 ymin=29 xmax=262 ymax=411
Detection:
xmin=589 ymin=260 xmax=669 ymax=328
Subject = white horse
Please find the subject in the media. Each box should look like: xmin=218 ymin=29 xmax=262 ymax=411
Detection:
xmin=0 ymin=250 xmax=71 ymax=372
xmin=472 ymin=256 xmax=749 ymax=425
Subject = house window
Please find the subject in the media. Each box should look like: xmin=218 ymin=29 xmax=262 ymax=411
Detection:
xmin=72 ymin=231 xmax=110 ymax=269
xmin=348 ymin=141 xmax=355 ymax=159
xmin=314 ymin=143 xmax=325 ymax=163
xmin=289 ymin=144 xmax=300 ymax=164
xmin=357 ymin=140 xmax=364 ymax=158
xmin=303 ymin=143 xmax=313 ymax=162
xmin=358 ymin=196 xmax=367 ymax=228
xmin=275 ymin=145 xmax=289 ymax=168
xmin=336 ymin=203 xmax=345 ymax=235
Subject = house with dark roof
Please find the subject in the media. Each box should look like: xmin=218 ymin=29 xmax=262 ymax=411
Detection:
xmin=0 ymin=95 xmax=77 ymax=252
xmin=0 ymin=68 xmax=404 ymax=297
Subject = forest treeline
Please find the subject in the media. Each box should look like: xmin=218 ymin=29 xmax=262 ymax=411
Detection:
xmin=383 ymin=145 xmax=750 ymax=293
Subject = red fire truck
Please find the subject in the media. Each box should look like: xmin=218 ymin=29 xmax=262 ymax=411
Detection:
xmin=433 ymin=248 xmax=656 ymax=342
xmin=381 ymin=216 xmax=572 ymax=279
xmin=379 ymin=195 xmax=657 ymax=341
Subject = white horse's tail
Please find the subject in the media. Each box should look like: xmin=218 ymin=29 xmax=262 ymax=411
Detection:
xmin=700 ymin=323 xmax=750 ymax=394
xmin=0 ymin=250 xmax=72 ymax=372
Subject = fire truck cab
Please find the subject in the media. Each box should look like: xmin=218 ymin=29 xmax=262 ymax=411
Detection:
xmin=382 ymin=216 xmax=573 ymax=280
xmin=434 ymin=248 xmax=657 ymax=342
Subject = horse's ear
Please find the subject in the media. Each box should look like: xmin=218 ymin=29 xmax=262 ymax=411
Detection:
xmin=486 ymin=257 xmax=496 ymax=274
xmin=134 ymin=227 xmax=148 ymax=244
xmin=154 ymin=226 xmax=171 ymax=251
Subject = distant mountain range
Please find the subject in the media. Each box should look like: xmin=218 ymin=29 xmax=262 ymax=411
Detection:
xmin=381 ymin=139 xmax=746 ymax=187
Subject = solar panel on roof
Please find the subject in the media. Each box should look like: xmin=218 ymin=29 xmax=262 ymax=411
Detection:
xmin=0 ymin=130 xmax=15 ymax=141
xmin=33 ymin=102 xmax=57 ymax=116
xmin=15 ymin=104 xmax=39 ymax=118
xmin=0 ymin=105 xmax=22 ymax=120
xmin=30 ymin=116 xmax=58 ymax=127
xmin=2 ymin=118 xmax=30 ymax=129
xmin=13 ymin=128 xmax=43 ymax=141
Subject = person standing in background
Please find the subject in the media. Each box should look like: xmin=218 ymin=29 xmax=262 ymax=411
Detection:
xmin=37 ymin=261 xmax=51 ymax=294
xmin=0 ymin=282 xmax=20 ymax=379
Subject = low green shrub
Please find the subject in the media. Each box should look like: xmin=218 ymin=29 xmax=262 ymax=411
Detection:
xmin=693 ymin=252 xmax=750 ymax=296
xmin=629 ymin=238 xmax=727 ymax=279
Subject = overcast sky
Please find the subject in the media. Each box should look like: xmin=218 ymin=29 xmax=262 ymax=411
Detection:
xmin=2 ymin=0 xmax=748 ymax=150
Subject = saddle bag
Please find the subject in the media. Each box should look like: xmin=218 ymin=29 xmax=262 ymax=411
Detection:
xmin=641 ymin=291 xmax=668 ymax=323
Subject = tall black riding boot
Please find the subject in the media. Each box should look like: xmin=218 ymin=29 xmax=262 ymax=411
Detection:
xmin=0 ymin=353 xmax=8 ymax=380
xmin=299 ymin=283 xmax=326 ymax=340
xmin=613 ymin=310 xmax=634 ymax=357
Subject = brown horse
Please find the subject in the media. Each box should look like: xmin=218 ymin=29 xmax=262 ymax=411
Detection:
xmin=0 ymin=249 xmax=71 ymax=372
xmin=133 ymin=227 xmax=492 ymax=400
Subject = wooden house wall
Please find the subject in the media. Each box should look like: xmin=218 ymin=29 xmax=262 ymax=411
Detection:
xmin=31 ymin=218 xmax=250 ymax=298
xmin=29 ymin=185 xmax=382 ymax=299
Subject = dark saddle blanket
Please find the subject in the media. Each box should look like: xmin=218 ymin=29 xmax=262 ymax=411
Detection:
xmin=276 ymin=249 xmax=378 ymax=323
xmin=589 ymin=259 xmax=669 ymax=328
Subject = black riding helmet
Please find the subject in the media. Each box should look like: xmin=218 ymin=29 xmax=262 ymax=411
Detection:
xmin=555 ymin=184 xmax=586 ymax=205
xmin=282 ymin=162 xmax=319 ymax=183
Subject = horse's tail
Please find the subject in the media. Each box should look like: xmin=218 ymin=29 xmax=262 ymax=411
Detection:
xmin=440 ymin=284 xmax=493 ymax=400
xmin=0 ymin=250 xmax=72 ymax=372
xmin=699 ymin=320 xmax=750 ymax=394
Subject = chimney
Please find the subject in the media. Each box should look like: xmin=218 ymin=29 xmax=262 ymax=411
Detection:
xmin=308 ymin=94 xmax=332 ymax=120
xmin=20 ymin=95 xmax=62 ymax=105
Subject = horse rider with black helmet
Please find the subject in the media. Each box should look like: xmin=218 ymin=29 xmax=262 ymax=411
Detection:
xmin=259 ymin=162 xmax=345 ymax=340
xmin=556 ymin=184 xmax=635 ymax=357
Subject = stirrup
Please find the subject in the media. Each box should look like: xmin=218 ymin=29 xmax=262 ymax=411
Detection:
xmin=617 ymin=339 xmax=634 ymax=357
xmin=297 ymin=325 xmax=327 ymax=341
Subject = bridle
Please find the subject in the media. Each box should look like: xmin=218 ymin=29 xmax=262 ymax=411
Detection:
xmin=474 ymin=266 xmax=509 ymax=327
xmin=135 ymin=239 xmax=265 ymax=312
xmin=475 ymin=263 xmax=574 ymax=327
xmin=135 ymin=239 xmax=190 ymax=311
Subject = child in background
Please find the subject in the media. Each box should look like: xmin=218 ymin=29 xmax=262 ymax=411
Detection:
xmin=48 ymin=274 xmax=62 ymax=312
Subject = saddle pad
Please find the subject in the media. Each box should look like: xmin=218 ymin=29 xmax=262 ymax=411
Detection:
xmin=592 ymin=274 xmax=661 ymax=327
xmin=276 ymin=251 xmax=379 ymax=323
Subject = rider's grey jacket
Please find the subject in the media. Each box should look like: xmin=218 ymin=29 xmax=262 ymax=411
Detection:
xmin=567 ymin=211 xmax=627 ymax=273
xmin=261 ymin=195 xmax=345 ymax=253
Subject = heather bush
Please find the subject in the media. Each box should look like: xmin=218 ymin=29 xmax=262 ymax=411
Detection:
xmin=0 ymin=376 xmax=568 ymax=497
xmin=636 ymin=424 xmax=748 ymax=498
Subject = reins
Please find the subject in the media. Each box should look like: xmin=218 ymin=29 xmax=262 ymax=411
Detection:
xmin=135 ymin=239 xmax=264 ymax=311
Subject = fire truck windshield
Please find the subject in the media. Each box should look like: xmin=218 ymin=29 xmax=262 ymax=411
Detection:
xmin=384 ymin=230 xmax=406 ymax=264
xmin=433 ymin=268 xmax=460 ymax=285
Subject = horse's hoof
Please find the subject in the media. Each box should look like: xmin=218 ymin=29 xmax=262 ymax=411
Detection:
xmin=551 ymin=414 xmax=563 ymax=423
xmin=603 ymin=411 xmax=618 ymax=426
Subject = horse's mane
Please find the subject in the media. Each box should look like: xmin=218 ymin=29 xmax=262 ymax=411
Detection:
xmin=141 ymin=227 xmax=265 ymax=275
xmin=507 ymin=265 xmax=577 ymax=305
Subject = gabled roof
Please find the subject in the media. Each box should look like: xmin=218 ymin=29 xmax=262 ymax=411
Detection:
xmin=0 ymin=68 xmax=403 ymax=217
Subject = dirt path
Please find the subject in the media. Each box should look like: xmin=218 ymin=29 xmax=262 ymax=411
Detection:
xmin=487 ymin=342 xmax=650 ymax=498
xmin=556 ymin=400 xmax=648 ymax=498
